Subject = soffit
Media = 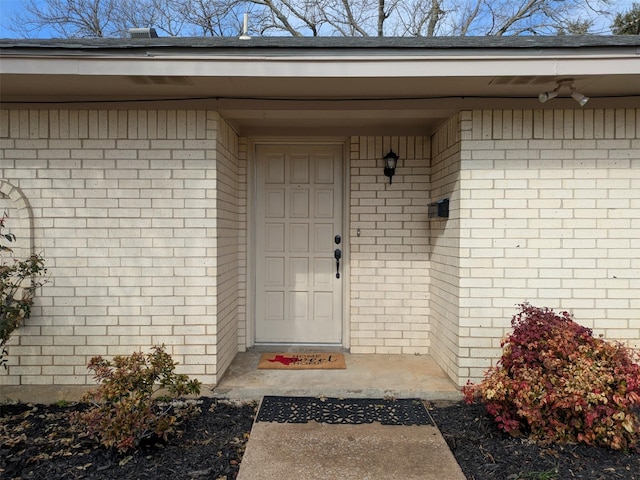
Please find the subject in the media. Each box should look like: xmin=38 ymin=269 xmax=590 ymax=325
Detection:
xmin=1 ymin=37 xmax=639 ymax=136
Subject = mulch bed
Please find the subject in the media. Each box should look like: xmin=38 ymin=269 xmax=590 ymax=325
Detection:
xmin=0 ymin=398 xmax=257 ymax=480
xmin=429 ymin=401 xmax=640 ymax=480
xmin=1 ymin=398 xmax=638 ymax=480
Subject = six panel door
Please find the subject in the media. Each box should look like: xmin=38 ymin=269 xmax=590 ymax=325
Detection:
xmin=255 ymin=144 xmax=343 ymax=344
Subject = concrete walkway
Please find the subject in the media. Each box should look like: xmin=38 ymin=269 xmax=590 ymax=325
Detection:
xmin=215 ymin=351 xmax=467 ymax=480
xmin=238 ymin=421 xmax=467 ymax=480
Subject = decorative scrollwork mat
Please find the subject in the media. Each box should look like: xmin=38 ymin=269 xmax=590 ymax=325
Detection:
xmin=256 ymin=396 xmax=433 ymax=426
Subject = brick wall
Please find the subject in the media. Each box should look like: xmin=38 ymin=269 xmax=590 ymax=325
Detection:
xmin=3 ymin=106 xmax=638 ymax=393
xmin=457 ymin=109 xmax=640 ymax=384
xmin=0 ymin=180 xmax=33 ymax=261
xmin=0 ymin=109 xmax=241 ymax=389
xmin=213 ymin=117 xmax=244 ymax=377
xmin=428 ymin=114 xmax=463 ymax=383
xmin=236 ymin=138 xmax=249 ymax=352
xmin=349 ymin=136 xmax=431 ymax=354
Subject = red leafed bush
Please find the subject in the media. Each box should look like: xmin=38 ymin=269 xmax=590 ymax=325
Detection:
xmin=70 ymin=345 xmax=201 ymax=452
xmin=463 ymin=303 xmax=640 ymax=451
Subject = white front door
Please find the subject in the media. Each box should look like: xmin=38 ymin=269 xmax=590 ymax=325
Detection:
xmin=255 ymin=143 xmax=343 ymax=344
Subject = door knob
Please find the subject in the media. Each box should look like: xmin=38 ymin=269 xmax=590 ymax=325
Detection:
xmin=334 ymin=248 xmax=342 ymax=279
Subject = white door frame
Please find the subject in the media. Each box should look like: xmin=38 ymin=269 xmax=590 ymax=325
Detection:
xmin=246 ymin=138 xmax=350 ymax=348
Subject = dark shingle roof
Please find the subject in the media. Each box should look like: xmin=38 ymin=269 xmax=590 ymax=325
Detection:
xmin=2 ymin=35 xmax=640 ymax=55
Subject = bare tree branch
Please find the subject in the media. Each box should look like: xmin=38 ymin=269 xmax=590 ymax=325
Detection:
xmin=456 ymin=0 xmax=482 ymax=36
xmin=181 ymin=0 xmax=243 ymax=36
xmin=493 ymin=0 xmax=540 ymax=36
xmin=377 ymin=0 xmax=385 ymax=36
xmin=247 ymin=0 xmax=305 ymax=35
xmin=427 ymin=0 xmax=445 ymax=35
xmin=4 ymin=0 xmax=616 ymax=38
xmin=9 ymin=0 xmax=118 ymax=37
xmin=341 ymin=0 xmax=369 ymax=36
xmin=278 ymin=0 xmax=322 ymax=35
xmin=320 ymin=0 xmax=373 ymax=36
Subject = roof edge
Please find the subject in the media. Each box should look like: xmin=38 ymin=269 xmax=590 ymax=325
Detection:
xmin=2 ymin=35 xmax=640 ymax=52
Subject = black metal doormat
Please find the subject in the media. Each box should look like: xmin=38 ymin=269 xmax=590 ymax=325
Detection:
xmin=256 ymin=396 xmax=433 ymax=426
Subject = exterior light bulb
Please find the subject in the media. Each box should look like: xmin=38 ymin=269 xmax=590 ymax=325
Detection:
xmin=538 ymin=91 xmax=558 ymax=103
xmin=571 ymin=91 xmax=589 ymax=107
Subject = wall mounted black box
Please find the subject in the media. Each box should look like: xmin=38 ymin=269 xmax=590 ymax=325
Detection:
xmin=428 ymin=198 xmax=449 ymax=218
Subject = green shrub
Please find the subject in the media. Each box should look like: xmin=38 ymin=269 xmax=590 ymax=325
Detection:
xmin=463 ymin=303 xmax=640 ymax=451
xmin=0 ymin=212 xmax=47 ymax=368
xmin=71 ymin=345 xmax=201 ymax=452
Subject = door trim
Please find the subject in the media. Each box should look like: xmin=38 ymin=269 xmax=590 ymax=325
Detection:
xmin=247 ymin=138 xmax=350 ymax=348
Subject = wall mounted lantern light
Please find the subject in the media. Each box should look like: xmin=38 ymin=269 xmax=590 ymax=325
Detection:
xmin=383 ymin=150 xmax=399 ymax=185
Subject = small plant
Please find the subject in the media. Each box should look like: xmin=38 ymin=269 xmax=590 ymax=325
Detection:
xmin=463 ymin=303 xmax=640 ymax=451
xmin=514 ymin=469 xmax=559 ymax=480
xmin=71 ymin=345 xmax=201 ymax=452
xmin=0 ymin=211 xmax=47 ymax=368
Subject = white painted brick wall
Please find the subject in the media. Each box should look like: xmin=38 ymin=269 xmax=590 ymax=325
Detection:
xmin=0 ymin=109 xmax=242 ymax=389
xmin=213 ymin=115 xmax=244 ymax=377
xmin=458 ymin=108 xmax=640 ymax=385
xmin=349 ymin=136 xmax=431 ymax=354
xmin=428 ymin=113 xmax=463 ymax=384
xmin=3 ymin=106 xmax=638 ymax=392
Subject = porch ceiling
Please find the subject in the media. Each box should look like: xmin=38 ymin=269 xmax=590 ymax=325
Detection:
xmin=3 ymin=73 xmax=639 ymax=136
xmin=1 ymin=37 xmax=639 ymax=136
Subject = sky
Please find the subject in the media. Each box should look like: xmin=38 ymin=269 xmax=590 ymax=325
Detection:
xmin=0 ymin=0 xmax=636 ymax=39
xmin=0 ymin=0 xmax=56 ymax=38
xmin=0 ymin=0 xmax=25 ymax=38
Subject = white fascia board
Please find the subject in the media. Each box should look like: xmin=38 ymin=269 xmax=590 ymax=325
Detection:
xmin=1 ymin=53 xmax=639 ymax=78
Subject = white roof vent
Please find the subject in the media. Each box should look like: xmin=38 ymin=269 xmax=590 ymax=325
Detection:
xmin=129 ymin=28 xmax=158 ymax=38
xmin=239 ymin=13 xmax=251 ymax=40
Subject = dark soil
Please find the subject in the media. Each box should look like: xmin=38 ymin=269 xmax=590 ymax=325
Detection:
xmin=1 ymin=398 xmax=638 ymax=480
xmin=429 ymin=402 xmax=640 ymax=480
xmin=0 ymin=398 xmax=257 ymax=480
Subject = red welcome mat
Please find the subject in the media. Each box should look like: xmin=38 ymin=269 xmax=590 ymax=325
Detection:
xmin=258 ymin=353 xmax=346 ymax=370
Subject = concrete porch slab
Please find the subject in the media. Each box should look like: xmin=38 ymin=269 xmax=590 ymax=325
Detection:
xmin=211 ymin=351 xmax=462 ymax=401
